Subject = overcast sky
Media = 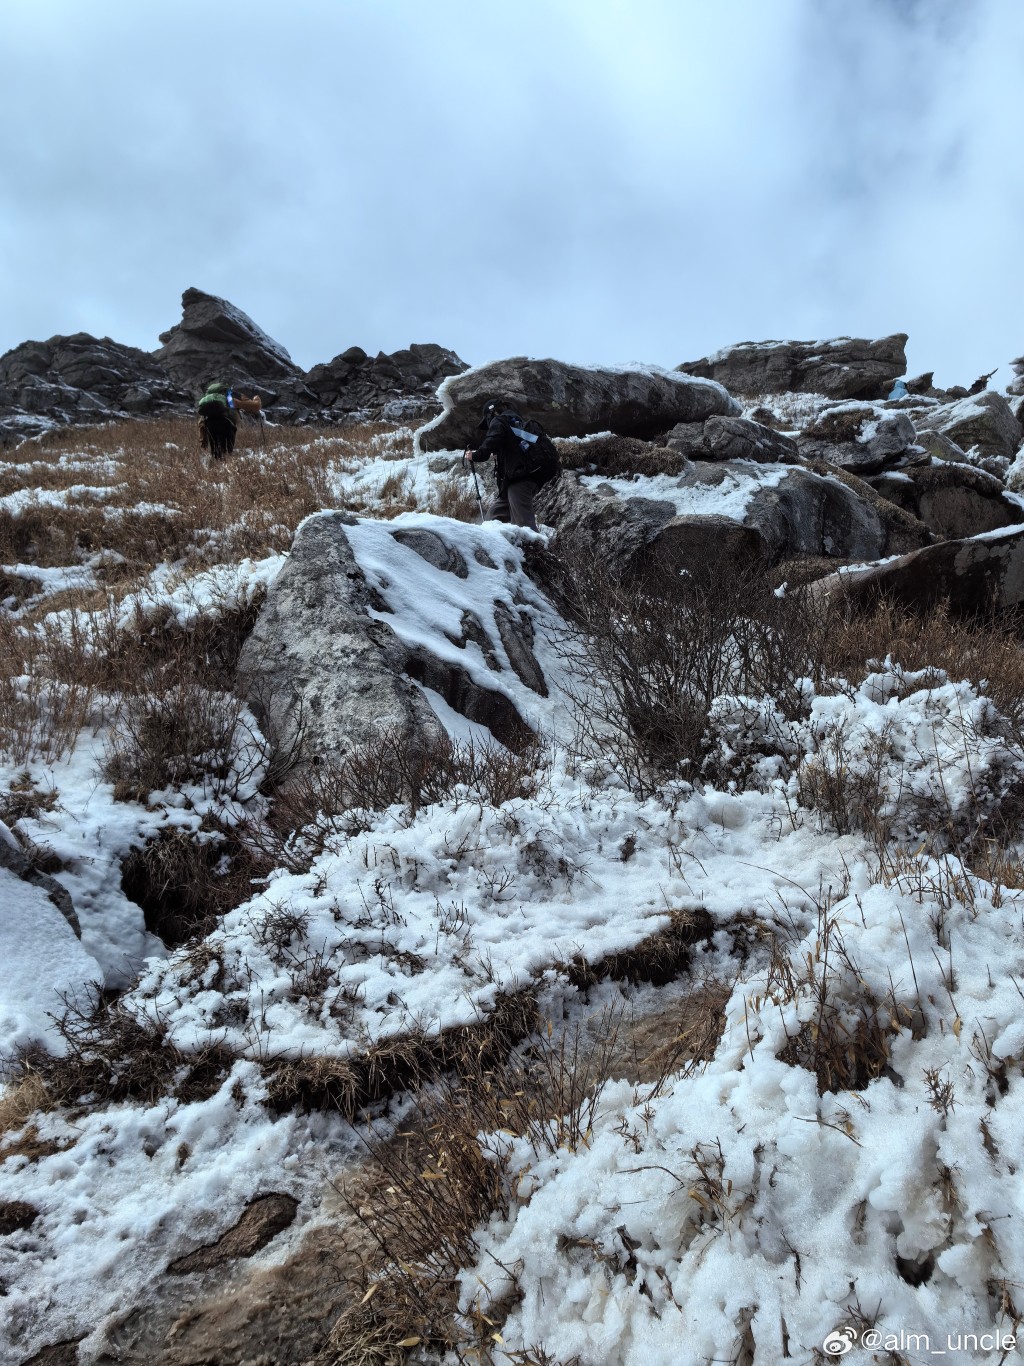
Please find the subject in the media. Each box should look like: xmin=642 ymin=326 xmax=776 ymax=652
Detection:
xmin=3 ymin=0 xmax=1022 ymax=387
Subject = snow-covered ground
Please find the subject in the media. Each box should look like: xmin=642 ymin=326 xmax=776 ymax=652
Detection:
xmin=3 ymin=423 xmax=1024 ymax=1364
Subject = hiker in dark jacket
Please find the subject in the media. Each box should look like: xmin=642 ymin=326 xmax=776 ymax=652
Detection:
xmin=197 ymin=381 xmax=262 ymax=460
xmin=465 ymin=400 xmax=540 ymax=530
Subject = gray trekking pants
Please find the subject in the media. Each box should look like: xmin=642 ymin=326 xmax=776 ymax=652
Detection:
xmin=485 ymin=480 xmax=538 ymax=531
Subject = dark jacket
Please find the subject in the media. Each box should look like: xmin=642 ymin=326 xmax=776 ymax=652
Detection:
xmin=472 ymin=409 xmax=536 ymax=489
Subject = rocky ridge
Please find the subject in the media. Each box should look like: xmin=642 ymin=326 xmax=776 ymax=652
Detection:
xmin=0 ymin=288 xmax=469 ymax=444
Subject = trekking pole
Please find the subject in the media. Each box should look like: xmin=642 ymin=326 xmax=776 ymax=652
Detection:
xmin=258 ymin=412 xmax=267 ymax=448
xmin=464 ymin=453 xmax=485 ymax=523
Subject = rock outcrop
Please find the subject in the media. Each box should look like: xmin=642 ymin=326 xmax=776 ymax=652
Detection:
xmin=415 ymin=358 xmax=739 ymax=452
xmin=238 ymin=513 xmax=549 ymax=765
xmin=813 ymin=526 xmax=1024 ymax=617
xmin=915 ymin=391 xmax=1022 ymax=461
xmin=797 ymin=407 xmax=922 ymax=476
xmin=678 ymin=334 xmax=908 ymax=400
xmin=868 ymin=464 xmax=1024 ymax=542
xmin=665 ymin=416 xmax=799 ymax=464
xmin=305 ymin=343 xmax=467 ymax=422
xmin=0 ymin=334 xmax=189 ymax=443
xmin=153 ymin=288 xmax=309 ymax=409
xmin=237 ymin=512 xmax=445 ymax=766
xmin=0 ymin=289 xmax=468 ymax=441
xmin=536 ymin=462 xmax=930 ymax=581
xmin=0 ymin=819 xmax=80 ymax=936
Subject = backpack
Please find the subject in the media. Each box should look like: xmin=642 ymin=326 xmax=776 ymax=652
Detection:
xmin=197 ymin=382 xmax=232 ymax=419
xmin=503 ymin=413 xmax=560 ymax=488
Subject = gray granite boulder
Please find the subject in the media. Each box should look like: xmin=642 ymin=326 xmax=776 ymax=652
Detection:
xmin=238 ymin=513 xmax=544 ymax=762
xmin=915 ymin=429 xmax=971 ymax=464
xmin=415 ymin=357 xmax=739 ymax=452
xmin=797 ymin=406 xmax=921 ymax=475
xmin=915 ymin=391 xmax=1022 ymax=460
xmin=678 ymin=334 xmax=908 ymax=400
xmin=537 ymin=462 xmax=929 ymax=581
xmin=812 ymin=527 xmax=1024 ymax=618
xmin=869 ymin=464 xmax=1024 ymax=542
xmin=1007 ymin=354 xmax=1024 ymax=397
xmin=703 ymin=416 xmax=799 ymax=463
xmin=742 ymin=465 xmax=930 ymax=562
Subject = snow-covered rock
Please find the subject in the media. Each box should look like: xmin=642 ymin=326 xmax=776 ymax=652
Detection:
xmin=238 ymin=511 xmax=561 ymax=765
xmin=916 ymin=390 xmax=1022 ymax=460
xmin=415 ymin=357 xmax=739 ymax=452
xmin=678 ymin=333 xmax=908 ymax=399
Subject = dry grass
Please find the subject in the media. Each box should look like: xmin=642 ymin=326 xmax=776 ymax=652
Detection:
xmin=821 ymin=595 xmax=1024 ymax=747
xmin=0 ymin=416 xmax=409 ymax=571
xmin=427 ymin=471 xmax=483 ymax=522
xmin=18 ymin=989 xmax=237 ymax=1111
xmin=260 ymin=729 xmax=550 ymax=873
xmin=562 ymin=907 xmax=715 ymax=992
xmin=0 ymin=1073 xmax=53 ymax=1145
xmin=326 ymin=1012 xmax=621 ymax=1365
xmin=768 ymin=892 xmax=919 ymax=1096
xmin=555 ymin=433 xmax=681 ymax=478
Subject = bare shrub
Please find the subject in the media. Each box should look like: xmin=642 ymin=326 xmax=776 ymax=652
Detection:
xmin=262 ymin=730 xmax=549 ymax=872
xmin=103 ymin=681 xmax=262 ymax=802
xmin=24 ymin=989 xmax=235 ymax=1110
xmin=768 ymin=893 xmax=918 ymax=1096
xmin=559 ymin=554 xmax=830 ymax=795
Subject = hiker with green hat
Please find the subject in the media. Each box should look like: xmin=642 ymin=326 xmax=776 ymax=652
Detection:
xmin=197 ymin=381 xmax=262 ymax=460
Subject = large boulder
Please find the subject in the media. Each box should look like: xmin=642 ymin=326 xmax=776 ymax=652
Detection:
xmin=813 ymin=527 xmax=1024 ymax=617
xmin=797 ymin=406 xmax=921 ymax=476
xmin=743 ymin=465 xmax=930 ymax=562
xmin=537 ymin=462 xmax=930 ymax=580
xmin=869 ymin=464 xmax=1024 ymax=542
xmin=305 ymin=342 xmax=467 ymax=422
xmin=0 ymin=333 xmax=189 ymax=442
xmin=415 ymin=358 xmax=739 ymax=452
xmin=915 ymin=391 xmax=1022 ymax=460
xmin=152 ymin=288 xmax=315 ymax=416
xmin=238 ymin=513 xmax=550 ymax=763
xmin=238 ymin=512 xmax=445 ymax=766
xmin=705 ymin=415 xmax=799 ymax=463
xmin=678 ymin=334 xmax=908 ymax=400
xmin=1007 ymin=354 xmax=1024 ymax=397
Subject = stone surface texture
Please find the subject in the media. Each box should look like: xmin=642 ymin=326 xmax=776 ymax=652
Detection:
xmin=415 ymin=357 xmax=740 ymax=452
xmin=678 ymin=334 xmax=908 ymax=399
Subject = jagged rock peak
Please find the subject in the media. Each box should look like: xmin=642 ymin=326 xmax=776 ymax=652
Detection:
xmin=153 ymin=287 xmax=301 ymax=390
xmin=679 ymin=334 xmax=909 ymax=400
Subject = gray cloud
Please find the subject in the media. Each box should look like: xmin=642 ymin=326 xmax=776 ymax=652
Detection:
xmin=2 ymin=0 xmax=1022 ymax=387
